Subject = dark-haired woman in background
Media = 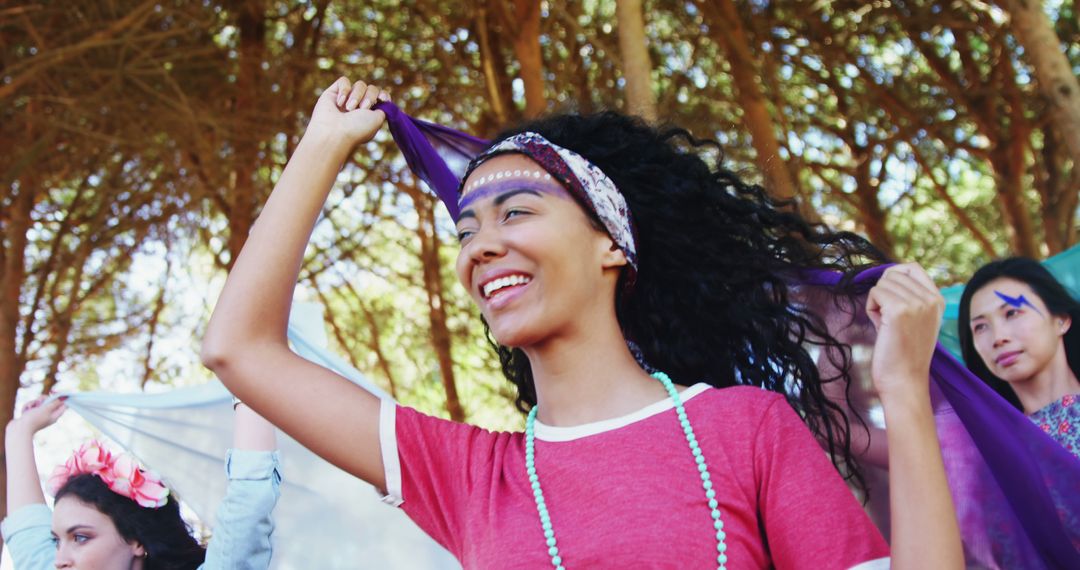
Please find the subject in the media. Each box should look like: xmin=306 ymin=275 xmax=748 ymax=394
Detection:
xmin=959 ymin=257 xmax=1080 ymax=458
xmin=203 ymin=77 xmax=961 ymax=569
xmin=2 ymin=396 xmax=281 ymax=569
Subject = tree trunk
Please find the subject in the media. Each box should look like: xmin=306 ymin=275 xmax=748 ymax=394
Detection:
xmin=226 ymin=0 xmax=266 ymax=267
xmin=477 ymin=5 xmax=512 ymax=127
xmin=359 ymin=302 xmax=399 ymax=400
xmin=0 ymin=184 xmax=35 ymax=552
xmin=699 ymin=0 xmax=818 ymax=222
xmin=1067 ymin=171 xmax=1080 ymax=249
xmin=615 ymin=0 xmax=657 ymax=122
xmin=998 ymin=0 xmax=1080 ymax=165
xmin=141 ymin=277 xmax=169 ymax=388
xmin=404 ymin=187 xmax=465 ymax=421
xmin=565 ymin=2 xmax=596 ymax=115
xmin=40 ymin=314 xmax=73 ymax=395
xmin=1036 ymin=124 xmax=1080 ymax=254
xmin=510 ymin=0 xmax=545 ymax=118
xmin=852 ymin=148 xmax=896 ymax=259
xmin=991 ymin=144 xmax=1041 ymax=257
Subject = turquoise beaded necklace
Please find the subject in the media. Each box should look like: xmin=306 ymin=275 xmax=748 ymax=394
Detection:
xmin=524 ymin=371 xmax=728 ymax=570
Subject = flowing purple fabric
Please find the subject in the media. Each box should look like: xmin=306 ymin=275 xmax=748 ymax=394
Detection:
xmin=375 ymin=102 xmax=1080 ymax=568
xmin=376 ymin=103 xmax=488 ymax=221
xmin=800 ymin=266 xmax=1080 ymax=568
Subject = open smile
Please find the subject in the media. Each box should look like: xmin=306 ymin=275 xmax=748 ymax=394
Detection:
xmin=479 ymin=272 xmax=533 ymax=301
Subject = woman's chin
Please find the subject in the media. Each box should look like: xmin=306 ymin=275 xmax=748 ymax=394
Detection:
xmin=489 ymin=325 xmax=544 ymax=350
xmin=999 ymin=364 xmax=1038 ymax=385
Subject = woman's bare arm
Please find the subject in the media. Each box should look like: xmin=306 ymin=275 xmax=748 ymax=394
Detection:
xmin=5 ymin=398 xmax=66 ymax=514
xmin=202 ymin=78 xmax=390 ymax=488
xmin=867 ymin=263 xmax=963 ymax=570
xmin=232 ymin=402 xmax=276 ymax=451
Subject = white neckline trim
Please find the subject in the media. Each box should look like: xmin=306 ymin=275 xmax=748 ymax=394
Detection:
xmin=534 ymin=383 xmax=711 ymax=442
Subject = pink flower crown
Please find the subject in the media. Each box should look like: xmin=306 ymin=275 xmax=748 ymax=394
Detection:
xmin=47 ymin=440 xmax=170 ymax=509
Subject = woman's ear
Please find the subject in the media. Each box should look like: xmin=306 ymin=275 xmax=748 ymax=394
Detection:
xmin=601 ymin=240 xmax=628 ymax=269
xmin=1059 ymin=315 xmax=1072 ymax=336
xmin=131 ymin=541 xmax=146 ymax=558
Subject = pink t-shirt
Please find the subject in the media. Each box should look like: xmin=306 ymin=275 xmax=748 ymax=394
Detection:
xmin=380 ymin=384 xmax=890 ymax=569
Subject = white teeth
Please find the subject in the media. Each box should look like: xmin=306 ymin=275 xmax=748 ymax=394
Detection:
xmin=482 ymin=275 xmax=531 ymax=298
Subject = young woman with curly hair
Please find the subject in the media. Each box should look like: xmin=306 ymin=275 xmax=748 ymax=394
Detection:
xmin=203 ymin=77 xmax=961 ymax=569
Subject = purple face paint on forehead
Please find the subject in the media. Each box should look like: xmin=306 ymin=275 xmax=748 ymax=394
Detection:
xmin=458 ymin=177 xmax=571 ymax=211
xmin=995 ymin=290 xmax=1044 ymax=317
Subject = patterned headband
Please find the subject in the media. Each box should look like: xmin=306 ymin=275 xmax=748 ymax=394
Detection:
xmin=459 ymin=131 xmax=639 ymax=274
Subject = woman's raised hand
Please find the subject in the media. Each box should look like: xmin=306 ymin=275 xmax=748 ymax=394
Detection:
xmin=6 ymin=396 xmax=67 ymax=437
xmin=305 ymin=77 xmax=389 ymax=147
xmin=866 ymin=266 xmax=963 ymax=569
xmin=865 ymin=262 xmax=945 ymax=403
xmin=5 ymin=396 xmax=68 ymax=515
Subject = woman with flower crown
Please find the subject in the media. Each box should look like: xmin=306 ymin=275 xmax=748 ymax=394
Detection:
xmin=2 ymin=396 xmax=281 ymax=569
xmin=203 ymin=77 xmax=962 ymax=569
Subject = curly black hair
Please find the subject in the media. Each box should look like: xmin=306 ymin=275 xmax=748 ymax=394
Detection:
xmin=958 ymin=257 xmax=1080 ymax=411
xmin=55 ymin=474 xmax=206 ymax=570
xmin=481 ymin=111 xmax=887 ymax=487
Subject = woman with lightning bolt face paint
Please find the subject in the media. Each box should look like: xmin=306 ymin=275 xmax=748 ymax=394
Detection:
xmin=960 ymin=257 xmax=1080 ymax=457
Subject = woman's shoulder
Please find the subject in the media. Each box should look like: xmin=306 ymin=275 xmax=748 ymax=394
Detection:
xmin=692 ymin=384 xmax=787 ymax=410
xmin=686 ymin=385 xmax=795 ymax=433
xmin=396 ymin=402 xmax=524 ymax=443
xmin=1031 ymin=392 xmax=1080 ymax=422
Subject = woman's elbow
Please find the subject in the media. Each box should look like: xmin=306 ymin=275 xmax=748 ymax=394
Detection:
xmin=200 ymin=342 xmax=254 ymax=396
xmin=200 ymin=325 xmax=237 ymax=373
xmin=200 ymin=341 xmax=231 ymax=374
xmin=200 ymin=335 xmax=287 ymax=387
xmin=201 ymin=316 xmax=255 ymax=372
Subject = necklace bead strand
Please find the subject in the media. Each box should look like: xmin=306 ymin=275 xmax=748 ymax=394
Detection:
xmin=655 ymin=371 xmax=728 ymax=569
xmin=526 ymin=407 xmax=566 ymax=570
xmin=524 ymin=371 xmax=728 ymax=570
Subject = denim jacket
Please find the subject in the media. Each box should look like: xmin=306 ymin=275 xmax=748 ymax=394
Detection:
xmin=1 ymin=449 xmax=281 ymax=569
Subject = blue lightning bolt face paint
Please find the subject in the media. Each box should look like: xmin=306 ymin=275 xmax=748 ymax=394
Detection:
xmin=995 ymin=290 xmax=1044 ymax=317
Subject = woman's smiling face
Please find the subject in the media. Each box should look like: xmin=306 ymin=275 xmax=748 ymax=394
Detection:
xmin=455 ymin=154 xmax=626 ymax=348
